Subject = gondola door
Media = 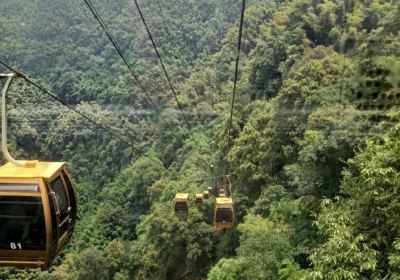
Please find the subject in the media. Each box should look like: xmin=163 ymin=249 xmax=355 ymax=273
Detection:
xmin=61 ymin=170 xmax=77 ymax=225
xmin=45 ymin=182 xmax=58 ymax=262
xmin=47 ymin=172 xmax=73 ymax=251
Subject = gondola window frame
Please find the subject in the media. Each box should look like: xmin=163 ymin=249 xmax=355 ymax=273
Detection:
xmin=45 ymin=182 xmax=58 ymax=257
xmin=48 ymin=173 xmax=72 ymax=241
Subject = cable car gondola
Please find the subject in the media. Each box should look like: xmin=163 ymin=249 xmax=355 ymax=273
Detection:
xmin=195 ymin=193 xmax=204 ymax=206
xmin=214 ymin=197 xmax=234 ymax=231
xmin=0 ymin=162 xmax=77 ymax=268
xmin=174 ymin=193 xmax=189 ymax=216
xmin=203 ymin=190 xmax=210 ymax=199
xmin=0 ymin=73 xmax=78 ymax=268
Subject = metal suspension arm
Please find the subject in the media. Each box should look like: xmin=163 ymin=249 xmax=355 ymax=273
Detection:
xmin=0 ymin=73 xmax=35 ymax=167
xmin=226 ymin=175 xmax=232 ymax=198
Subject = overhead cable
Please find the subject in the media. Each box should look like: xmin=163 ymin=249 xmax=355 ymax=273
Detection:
xmin=133 ymin=0 xmax=192 ymax=131
xmin=227 ymin=0 xmax=246 ymax=148
xmin=83 ymin=0 xmax=159 ymax=113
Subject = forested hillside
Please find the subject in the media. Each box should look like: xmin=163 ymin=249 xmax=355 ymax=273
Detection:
xmin=0 ymin=0 xmax=399 ymax=279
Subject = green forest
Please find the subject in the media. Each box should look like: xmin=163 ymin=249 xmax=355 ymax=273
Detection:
xmin=0 ymin=0 xmax=400 ymax=279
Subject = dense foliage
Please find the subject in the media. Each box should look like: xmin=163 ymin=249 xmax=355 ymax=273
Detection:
xmin=0 ymin=0 xmax=399 ymax=279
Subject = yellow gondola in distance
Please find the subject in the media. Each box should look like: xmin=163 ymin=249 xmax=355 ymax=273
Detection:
xmin=174 ymin=193 xmax=189 ymax=216
xmin=214 ymin=197 xmax=234 ymax=231
xmin=195 ymin=193 xmax=204 ymax=206
xmin=0 ymin=73 xmax=78 ymax=268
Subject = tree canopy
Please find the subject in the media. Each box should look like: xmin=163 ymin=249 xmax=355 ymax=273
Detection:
xmin=0 ymin=0 xmax=399 ymax=279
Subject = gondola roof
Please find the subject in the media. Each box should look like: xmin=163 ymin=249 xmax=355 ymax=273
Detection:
xmin=216 ymin=197 xmax=233 ymax=205
xmin=0 ymin=162 xmax=65 ymax=179
xmin=175 ymin=193 xmax=189 ymax=200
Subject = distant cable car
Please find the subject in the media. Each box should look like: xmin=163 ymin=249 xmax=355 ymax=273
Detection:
xmin=0 ymin=73 xmax=77 ymax=268
xmin=174 ymin=193 xmax=189 ymax=216
xmin=214 ymin=197 xmax=234 ymax=231
xmin=207 ymin=186 xmax=212 ymax=194
xmin=195 ymin=193 xmax=204 ymax=206
xmin=203 ymin=190 xmax=210 ymax=199
xmin=219 ymin=188 xmax=226 ymax=197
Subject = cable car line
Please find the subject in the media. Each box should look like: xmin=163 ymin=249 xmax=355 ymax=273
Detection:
xmin=83 ymin=0 xmax=192 ymax=149
xmin=227 ymin=0 xmax=246 ymax=148
xmin=0 ymin=60 xmax=166 ymax=169
xmin=215 ymin=0 xmax=246 ymax=213
xmin=83 ymin=0 xmax=160 ymax=113
xmin=83 ymin=0 xmax=202 ymax=152
xmin=133 ymin=0 xmax=193 ymax=132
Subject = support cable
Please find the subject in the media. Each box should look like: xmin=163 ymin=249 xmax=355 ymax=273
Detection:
xmin=224 ymin=0 xmax=246 ymax=198
xmin=227 ymin=0 xmax=246 ymax=148
xmin=84 ymin=0 xmax=192 ymax=149
xmin=133 ymin=0 xmax=192 ymax=132
xmin=83 ymin=0 xmax=160 ymax=113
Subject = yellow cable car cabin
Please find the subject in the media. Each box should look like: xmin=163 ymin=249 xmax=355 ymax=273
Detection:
xmin=214 ymin=197 xmax=234 ymax=231
xmin=174 ymin=193 xmax=189 ymax=216
xmin=195 ymin=193 xmax=204 ymax=206
xmin=0 ymin=162 xmax=77 ymax=268
xmin=203 ymin=190 xmax=210 ymax=199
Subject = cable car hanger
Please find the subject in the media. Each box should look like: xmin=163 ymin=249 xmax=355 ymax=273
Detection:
xmin=1 ymin=73 xmax=37 ymax=168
